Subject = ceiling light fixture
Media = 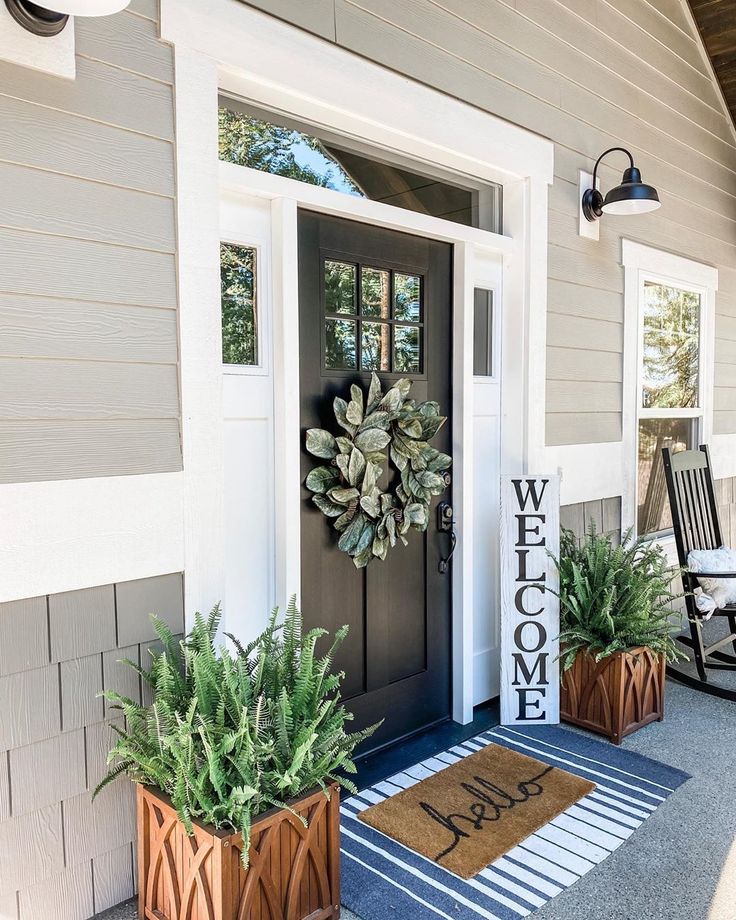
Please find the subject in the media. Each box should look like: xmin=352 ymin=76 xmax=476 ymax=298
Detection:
xmin=582 ymin=146 xmax=660 ymax=222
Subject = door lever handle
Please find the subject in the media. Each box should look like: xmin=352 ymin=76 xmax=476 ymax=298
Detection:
xmin=437 ymin=501 xmax=456 ymax=574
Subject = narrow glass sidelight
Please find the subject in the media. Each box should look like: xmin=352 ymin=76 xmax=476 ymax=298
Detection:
xmin=220 ymin=242 xmax=257 ymax=365
xmin=473 ymin=288 xmax=494 ymax=377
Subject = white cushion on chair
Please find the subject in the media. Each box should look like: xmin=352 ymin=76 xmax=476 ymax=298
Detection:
xmin=687 ymin=546 xmax=736 ymax=618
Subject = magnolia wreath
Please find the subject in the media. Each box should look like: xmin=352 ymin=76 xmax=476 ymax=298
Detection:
xmin=305 ymin=372 xmax=451 ymax=568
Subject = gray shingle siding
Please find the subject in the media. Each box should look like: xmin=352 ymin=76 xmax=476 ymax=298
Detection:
xmin=0 ymin=573 xmax=184 ymax=919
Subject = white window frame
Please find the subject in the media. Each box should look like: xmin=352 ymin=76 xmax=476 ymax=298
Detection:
xmin=622 ymin=240 xmax=717 ymax=550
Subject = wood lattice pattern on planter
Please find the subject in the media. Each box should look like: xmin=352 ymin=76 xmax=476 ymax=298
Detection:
xmin=137 ymin=783 xmax=341 ymax=920
xmin=560 ymin=647 xmax=665 ymax=744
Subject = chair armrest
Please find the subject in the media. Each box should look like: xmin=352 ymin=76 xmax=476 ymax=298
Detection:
xmin=688 ymin=571 xmax=736 ymax=578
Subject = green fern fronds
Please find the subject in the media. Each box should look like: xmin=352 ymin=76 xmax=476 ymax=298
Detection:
xmin=552 ymin=523 xmax=687 ymax=670
xmin=95 ymin=599 xmax=380 ymax=868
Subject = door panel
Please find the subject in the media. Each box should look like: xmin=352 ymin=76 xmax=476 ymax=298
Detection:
xmin=298 ymin=212 xmax=453 ymax=752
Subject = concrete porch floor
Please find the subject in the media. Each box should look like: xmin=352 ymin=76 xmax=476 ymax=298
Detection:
xmin=99 ymin=680 xmax=735 ymax=920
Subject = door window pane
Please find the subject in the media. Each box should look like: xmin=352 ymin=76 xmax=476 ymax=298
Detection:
xmin=325 ymin=260 xmax=356 ymax=315
xmin=361 ymin=268 xmax=391 ymax=318
xmin=473 ymin=288 xmax=493 ymax=376
xmin=394 ymin=273 xmax=421 ymax=322
xmin=638 ymin=416 xmax=694 ymax=536
xmin=325 ymin=319 xmax=357 ymax=369
xmin=394 ymin=326 xmax=421 ymax=374
xmin=642 ymin=282 xmax=700 ymax=409
xmin=220 ymin=243 xmax=257 ymax=365
xmin=361 ymin=322 xmax=391 ymax=371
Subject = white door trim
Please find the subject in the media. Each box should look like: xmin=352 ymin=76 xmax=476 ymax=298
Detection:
xmin=164 ymin=0 xmax=553 ymax=723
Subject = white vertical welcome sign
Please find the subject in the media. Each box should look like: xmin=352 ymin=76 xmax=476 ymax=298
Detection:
xmin=500 ymin=475 xmax=560 ymax=725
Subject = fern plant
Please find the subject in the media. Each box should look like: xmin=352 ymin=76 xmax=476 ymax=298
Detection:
xmin=94 ymin=599 xmax=379 ymax=866
xmin=553 ymin=524 xmax=687 ymax=672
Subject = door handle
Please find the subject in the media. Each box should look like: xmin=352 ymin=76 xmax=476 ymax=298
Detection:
xmin=437 ymin=501 xmax=456 ymax=574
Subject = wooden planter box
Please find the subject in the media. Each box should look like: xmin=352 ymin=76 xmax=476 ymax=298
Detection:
xmin=560 ymin=646 xmax=665 ymax=744
xmin=137 ymin=782 xmax=341 ymax=920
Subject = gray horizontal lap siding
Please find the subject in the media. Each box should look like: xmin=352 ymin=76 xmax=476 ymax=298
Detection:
xmin=241 ymin=0 xmax=736 ymax=447
xmin=0 ymin=3 xmax=180 ymax=484
xmin=0 ymin=572 xmax=184 ymax=920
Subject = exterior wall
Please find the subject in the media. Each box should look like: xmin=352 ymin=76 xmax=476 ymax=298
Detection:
xmin=561 ymin=478 xmax=736 ymax=546
xmin=0 ymin=0 xmax=181 ymax=483
xmin=237 ymin=0 xmax=736 ymax=448
xmin=560 ymin=495 xmax=622 ymax=544
xmin=0 ymin=573 xmax=183 ymax=920
xmin=715 ymin=476 xmax=736 ymax=547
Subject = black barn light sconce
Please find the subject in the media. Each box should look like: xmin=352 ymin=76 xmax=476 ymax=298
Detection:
xmin=582 ymin=147 xmax=660 ymax=222
xmin=5 ymin=0 xmax=129 ymax=36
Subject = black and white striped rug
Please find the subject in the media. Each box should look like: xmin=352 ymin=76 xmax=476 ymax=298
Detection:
xmin=341 ymin=724 xmax=690 ymax=920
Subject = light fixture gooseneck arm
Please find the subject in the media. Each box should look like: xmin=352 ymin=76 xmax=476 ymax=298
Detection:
xmin=583 ymin=146 xmax=637 ymax=222
xmin=591 ymin=147 xmax=634 ymax=190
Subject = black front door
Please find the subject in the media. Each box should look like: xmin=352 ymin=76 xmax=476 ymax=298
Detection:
xmin=298 ymin=212 xmax=452 ymax=752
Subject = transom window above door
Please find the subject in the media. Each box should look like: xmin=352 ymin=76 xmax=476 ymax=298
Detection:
xmin=218 ymin=96 xmax=501 ymax=232
xmin=323 ymin=258 xmax=423 ymax=375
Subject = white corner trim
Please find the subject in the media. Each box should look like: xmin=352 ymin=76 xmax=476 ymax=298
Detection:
xmin=0 ymin=2 xmax=75 ymax=79
xmin=174 ymin=48 xmax=227 ymax=624
xmin=0 ymin=472 xmax=184 ymax=603
xmin=622 ymin=239 xmax=719 ymax=290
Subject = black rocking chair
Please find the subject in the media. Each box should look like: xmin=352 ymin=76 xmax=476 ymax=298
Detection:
xmin=662 ymin=444 xmax=736 ymax=701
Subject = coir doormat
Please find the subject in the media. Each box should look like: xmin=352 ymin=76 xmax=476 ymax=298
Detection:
xmin=358 ymin=742 xmax=595 ymax=879
xmin=341 ymin=725 xmax=691 ymax=920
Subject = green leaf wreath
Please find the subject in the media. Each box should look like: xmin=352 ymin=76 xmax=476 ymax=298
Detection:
xmin=305 ymin=372 xmax=451 ymax=568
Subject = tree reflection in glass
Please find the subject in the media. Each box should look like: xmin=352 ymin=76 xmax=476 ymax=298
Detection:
xmin=361 ymin=322 xmax=390 ymax=371
xmin=394 ymin=273 xmax=421 ymax=322
xmin=325 ymin=319 xmax=357 ymax=369
xmin=394 ymin=326 xmax=421 ymax=373
xmin=643 ymin=283 xmax=700 ymax=409
xmin=220 ymin=243 xmax=257 ymax=365
xmin=362 ymin=268 xmax=391 ymax=318
xmin=325 ymin=261 xmax=356 ymax=315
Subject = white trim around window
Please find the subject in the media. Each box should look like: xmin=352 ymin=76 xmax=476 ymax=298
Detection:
xmin=621 ymin=240 xmax=718 ymax=541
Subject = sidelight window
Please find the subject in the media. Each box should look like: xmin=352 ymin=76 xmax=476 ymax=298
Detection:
xmin=323 ymin=259 xmax=423 ymax=375
xmin=220 ymin=242 xmax=258 ymax=366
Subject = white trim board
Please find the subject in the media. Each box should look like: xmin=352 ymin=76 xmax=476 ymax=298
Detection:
xmin=0 ymin=472 xmax=184 ymax=603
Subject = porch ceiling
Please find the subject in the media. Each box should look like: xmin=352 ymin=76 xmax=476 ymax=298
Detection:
xmin=688 ymin=0 xmax=736 ymax=127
